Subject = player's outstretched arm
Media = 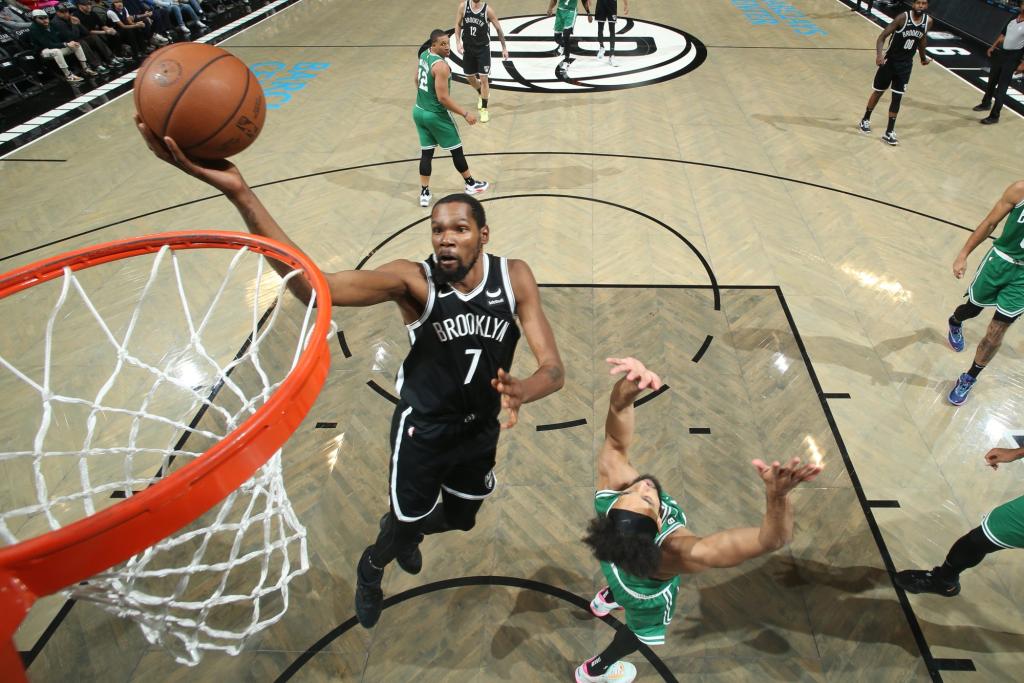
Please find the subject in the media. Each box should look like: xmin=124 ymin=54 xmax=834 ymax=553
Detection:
xmin=658 ymin=457 xmax=822 ymax=574
xmin=953 ymin=180 xmax=1024 ymax=278
xmin=491 ymin=259 xmax=564 ymax=428
xmin=985 ymin=446 xmax=1024 ymax=470
xmin=136 ymin=118 xmax=419 ymax=308
xmin=596 ymin=357 xmax=662 ymax=490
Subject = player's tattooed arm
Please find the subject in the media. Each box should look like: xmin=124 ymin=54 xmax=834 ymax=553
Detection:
xmin=488 ymin=5 xmax=508 ymax=58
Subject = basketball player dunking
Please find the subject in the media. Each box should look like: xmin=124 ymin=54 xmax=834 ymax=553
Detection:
xmin=454 ymin=0 xmax=509 ymax=123
xmin=857 ymin=0 xmax=931 ymax=146
xmin=577 ymin=357 xmax=822 ymax=683
xmin=134 ymin=124 xmax=565 ymax=631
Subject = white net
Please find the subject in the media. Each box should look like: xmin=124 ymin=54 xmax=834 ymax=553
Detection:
xmin=0 ymin=242 xmax=331 ymax=665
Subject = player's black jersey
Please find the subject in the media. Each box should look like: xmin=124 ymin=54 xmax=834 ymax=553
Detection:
xmin=461 ymin=0 xmax=490 ymax=48
xmin=886 ymin=11 xmax=928 ymax=62
xmin=397 ymin=253 xmax=520 ymax=419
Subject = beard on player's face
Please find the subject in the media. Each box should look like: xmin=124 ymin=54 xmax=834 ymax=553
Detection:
xmin=433 ymin=239 xmax=482 ymax=286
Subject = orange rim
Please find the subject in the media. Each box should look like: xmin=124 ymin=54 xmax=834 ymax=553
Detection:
xmin=0 ymin=230 xmax=331 ymax=608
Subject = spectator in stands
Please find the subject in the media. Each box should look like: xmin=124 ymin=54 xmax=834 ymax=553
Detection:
xmin=71 ymin=0 xmax=121 ymax=57
xmin=0 ymin=4 xmax=31 ymax=32
xmin=973 ymin=4 xmax=1024 ymax=125
xmin=27 ymin=7 xmax=95 ymax=81
xmin=121 ymin=0 xmax=171 ymax=45
xmin=51 ymin=1 xmax=107 ymax=71
xmin=179 ymin=0 xmax=204 ymax=23
xmin=105 ymin=0 xmax=159 ymax=56
xmin=123 ymin=0 xmax=172 ymax=41
xmin=54 ymin=1 xmax=124 ymax=66
xmin=142 ymin=0 xmax=201 ymax=38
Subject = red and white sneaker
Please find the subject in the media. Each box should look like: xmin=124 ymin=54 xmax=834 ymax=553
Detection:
xmin=589 ymin=587 xmax=622 ymax=617
xmin=575 ymin=660 xmax=637 ymax=682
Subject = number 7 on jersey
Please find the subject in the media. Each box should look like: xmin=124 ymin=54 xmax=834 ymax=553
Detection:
xmin=464 ymin=348 xmax=481 ymax=384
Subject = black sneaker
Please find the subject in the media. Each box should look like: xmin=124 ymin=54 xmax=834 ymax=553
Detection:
xmin=881 ymin=131 xmax=899 ymax=146
xmin=379 ymin=513 xmax=423 ymax=575
xmin=980 ymin=116 xmax=1000 ymax=125
xmin=355 ymin=548 xmax=385 ymax=628
xmin=894 ymin=569 xmax=961 ymax=597
xmin=972 ymin=103 xmax=990 ymax=112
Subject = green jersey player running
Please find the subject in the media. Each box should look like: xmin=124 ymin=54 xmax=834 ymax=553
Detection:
xmin=414 ymin=29 xmax=489 ymax=208
xmin=947 ymin=180 xmax=1024 ymax=405
xmin=577 ymin=357 xmax=823 ymax=682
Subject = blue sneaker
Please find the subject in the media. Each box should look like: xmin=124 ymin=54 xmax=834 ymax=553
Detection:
xmin=947 ymin=321 xmax=965 ymax=352
xmin=948 ymin=373 xmax=976 ymax=406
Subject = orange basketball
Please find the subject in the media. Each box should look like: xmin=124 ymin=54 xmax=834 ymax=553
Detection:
xmin=134 ymin=43 xmax=265 ymax=160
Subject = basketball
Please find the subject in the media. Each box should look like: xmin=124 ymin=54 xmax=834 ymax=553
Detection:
xmin=133 ymin=43 xmax=265 ymax=160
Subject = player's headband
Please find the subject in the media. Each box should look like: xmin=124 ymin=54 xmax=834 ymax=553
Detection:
xmin=608 ymin=509 xmax=658 ymax=539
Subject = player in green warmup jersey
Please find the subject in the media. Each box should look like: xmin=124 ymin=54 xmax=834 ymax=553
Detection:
xmin=414 ymin=29 xmax=489 ymax=208
xmin=576 ymin=357 xmax=823 ymax=683
xmin=896 ymin=444 xmax=1024 ymax=596
xmin=946 ymin=180 xmax=1024 ymax=404
xmin=547 ymin=0 xmax=592 ymax=67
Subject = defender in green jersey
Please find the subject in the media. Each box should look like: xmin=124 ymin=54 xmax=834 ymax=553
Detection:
xmin=946 ymin=180 xmax=1024 ymax=405
xmin=414 ymin=29 xmax=489 ymax=208
xmin=895 ymin=444 xmax=1024 ymax=597
xmin=576 ymin=357 xmax=823 ymax=683
xmin=547 ymin=0 xmax=592 ymax=64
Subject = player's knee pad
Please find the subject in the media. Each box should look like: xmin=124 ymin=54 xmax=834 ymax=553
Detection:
xmin=994 ymin=310 xmax=1020 ymax=325
xmin=450 ymin=146 xmax=469 ymax=174
xmin=419 ymin=148 xmax=435 ymax=177
xmin=889 ymin=92 xmax=903 ymax=115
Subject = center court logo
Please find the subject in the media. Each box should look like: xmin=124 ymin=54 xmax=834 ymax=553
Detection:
xmin=448 ymin=15 xmax=706 ymax=93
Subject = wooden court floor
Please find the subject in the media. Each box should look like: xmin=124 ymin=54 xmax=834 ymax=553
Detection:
xmin=1 ymin=0 xmax=1022 ymax=681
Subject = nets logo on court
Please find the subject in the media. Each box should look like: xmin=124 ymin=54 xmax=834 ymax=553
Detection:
xmin=448 ymin=15 xmax=706 ymax=93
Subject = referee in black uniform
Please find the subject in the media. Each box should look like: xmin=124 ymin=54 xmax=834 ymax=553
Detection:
xmin=973 ymin=5 xmax=1024 ymax=125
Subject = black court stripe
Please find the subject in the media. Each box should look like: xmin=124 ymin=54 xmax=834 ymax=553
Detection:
xmin=633 ymin=384 xmax=669 ymax=408
xmin=536 ymin=418 xmax=587 ymax=431
xmin=314 ymin=422 xmax=337 ymax=429
xmin=866 ymin=500 xmax=901 ymax=508
xmin=272 ymin=576 xmax=678 ymax=683
xmin=688 ymin=427 xmax=711 ymax=435
xmin=691 ymin=334 xmax=713 ymax=363
xmin=774 ymin=286 xmax=941 ymax=682
xmin=336 ymin=330 xmax=352 ymax=358
xmin=366 ymin=379 xmax=399 ymax=405
xmin=823 ymin=392 xmax=851 ymax=399
xmin=934 ymin=659 xmax=976 ymax=672
xmin=0 ymin=152 xmax=974 ymax=264
xmin=2 ymin=158 xmax=66 ymax=163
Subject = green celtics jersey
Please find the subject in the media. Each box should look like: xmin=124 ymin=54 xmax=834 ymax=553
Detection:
xmin=556 ymin=0 xmax=577 ymax=11
xmin=593 ymin=489 xmax=687 ymax=597
xmin=415 ymin=50 xmax=448 ymax=115
xmin=993 ymin=198 xmax=1024 ymax=261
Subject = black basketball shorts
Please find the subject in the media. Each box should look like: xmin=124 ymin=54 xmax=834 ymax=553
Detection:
xmin=462 ymin=43 xmax=492 ymax=76
xmin=388 ymin=403 xmax=499 ymax=521
xmin=596 ymin=0 xmax=618 ymax=22
xmin=872 ymin=59 xmax=912 ymax=95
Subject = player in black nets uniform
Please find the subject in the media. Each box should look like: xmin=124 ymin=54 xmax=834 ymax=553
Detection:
xmin=857 ymin=0 xmax=931 ymax=146
xmin=594 ymin=0 xmax=628 ymax=66
xmin=454 ymin=0 xmax=508 ymax=123
xmin=133 ymin=123 xmax=565 ymax=630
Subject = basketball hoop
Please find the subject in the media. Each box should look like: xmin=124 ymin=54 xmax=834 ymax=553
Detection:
xmin=0 ymin=232 xmax=334 ymax=681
